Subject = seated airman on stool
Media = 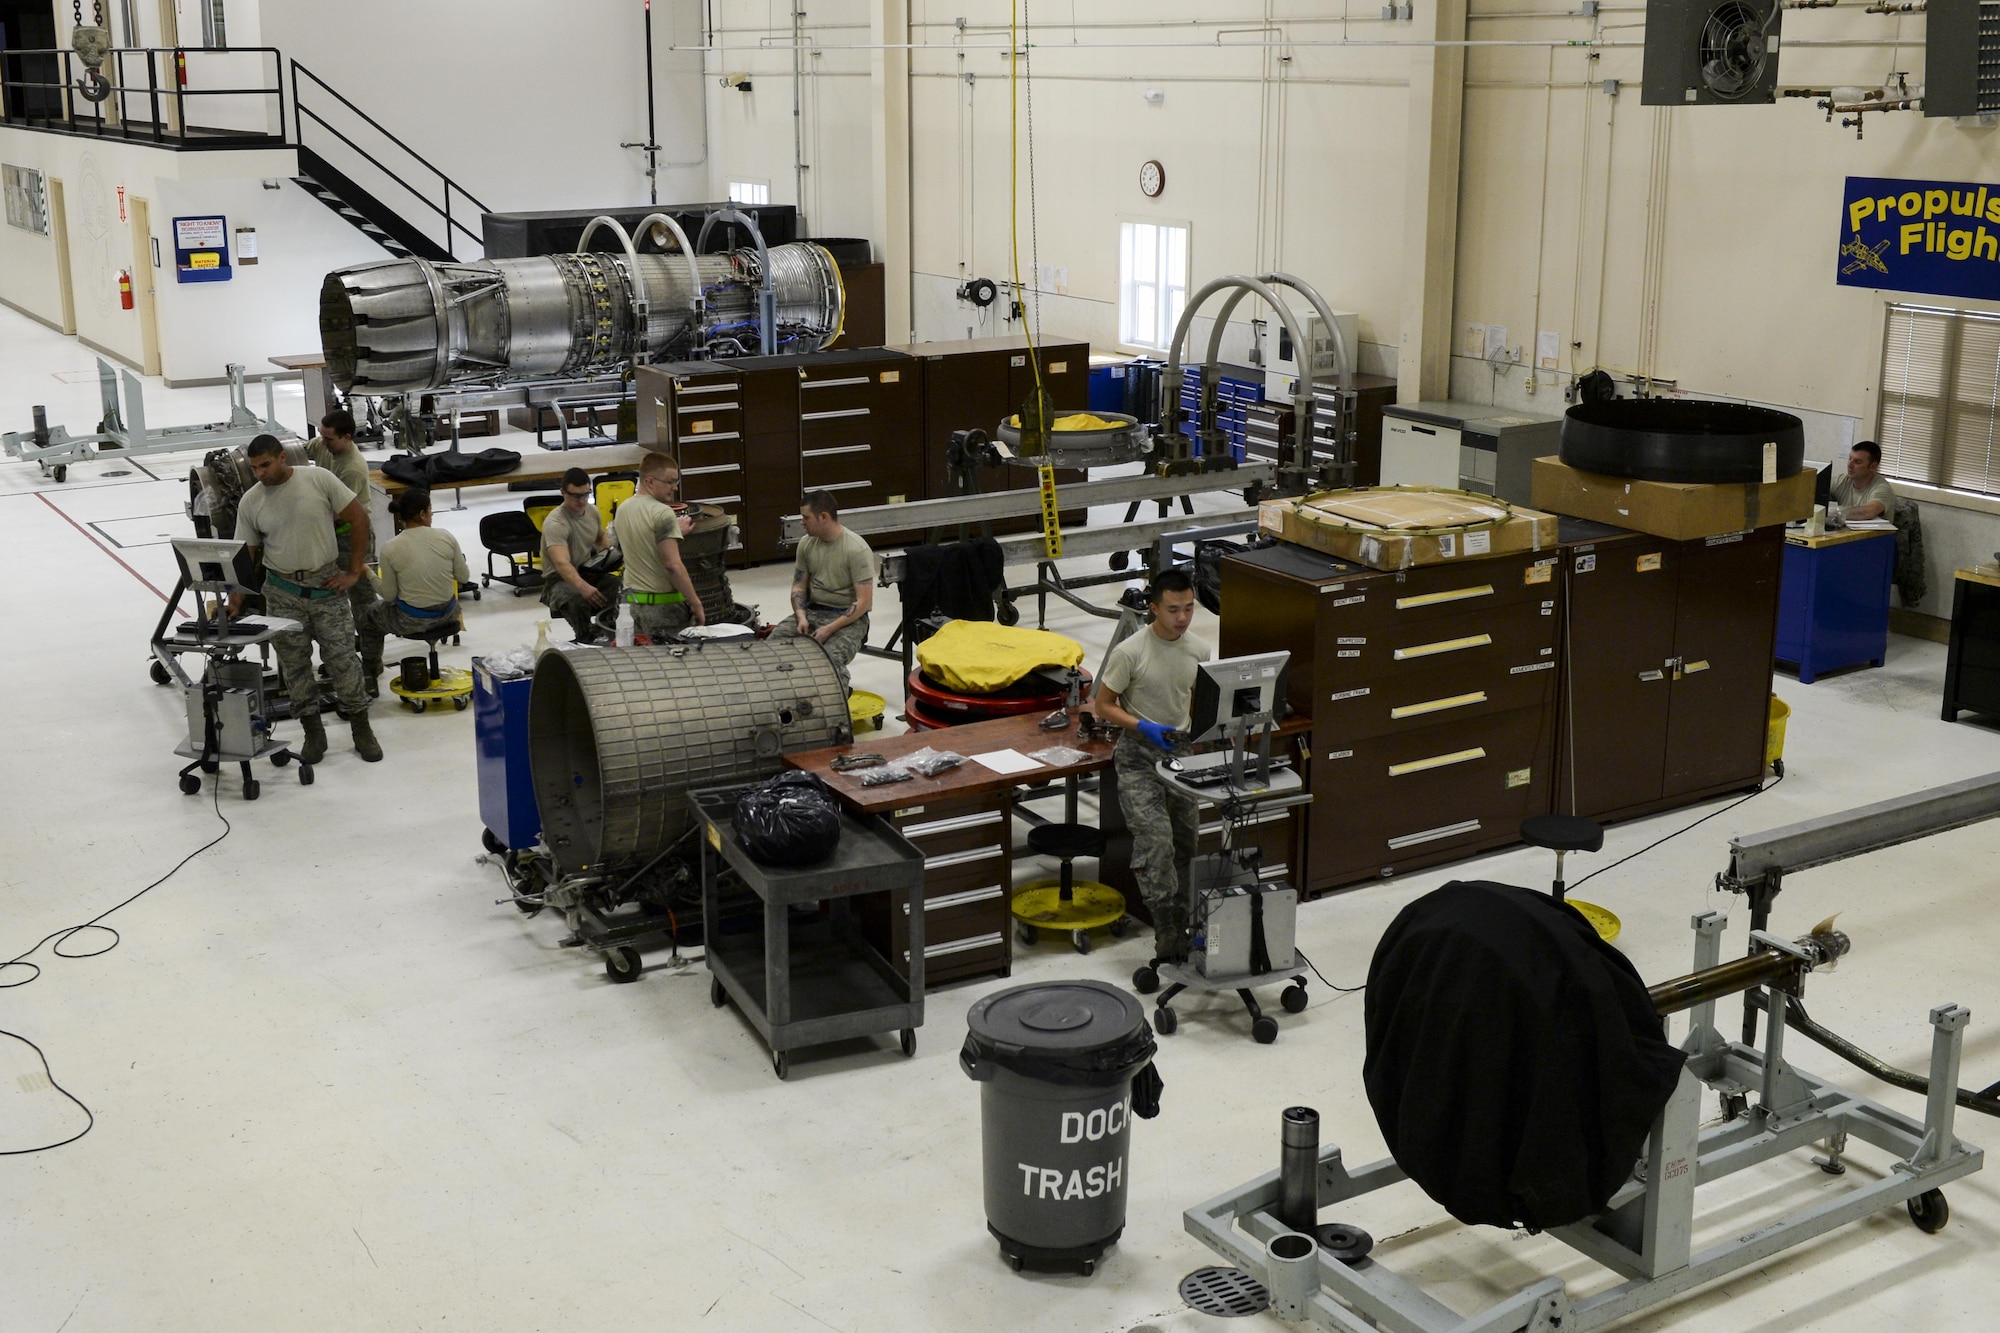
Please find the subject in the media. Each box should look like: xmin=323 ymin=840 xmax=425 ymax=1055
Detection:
xmin=769 ymin=489 xmax=875 ymax=693
xmin=539 ymin=466 xmax=619 ymax=643
xmin=359 ymin=489 xmax=469 ymax=695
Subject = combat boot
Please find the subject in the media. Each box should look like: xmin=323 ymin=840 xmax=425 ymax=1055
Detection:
xmin=362 ymin=659 xmax=381 ymax=699
xmin=298 ymin=713 xmax=328 ymax=765
xmin=350 ymin=713 xmax=383 ymax=763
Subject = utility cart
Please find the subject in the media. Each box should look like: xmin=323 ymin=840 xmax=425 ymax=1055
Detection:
xmin=690 ymin=785 xmax=926 ymax=1080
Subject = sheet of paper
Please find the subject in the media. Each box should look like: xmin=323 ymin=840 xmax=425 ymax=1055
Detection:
xmin=970 ymin=748 xmax=1045 ymax=775
xmin=1841 ymin=518 xmax=1897 ymax=531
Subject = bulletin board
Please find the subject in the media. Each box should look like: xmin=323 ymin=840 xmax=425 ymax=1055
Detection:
xmin=173 ymin=214 xmax=232 ymax=283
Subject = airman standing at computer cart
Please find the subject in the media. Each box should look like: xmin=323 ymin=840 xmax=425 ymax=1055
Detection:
xmin=611 ymin=452 xmax=704 ymax=640
xmin=1091 ymin=569 xmax=1209 ymax=964
xmin=231 ymin=434 xmax=382 ymax=764
xmin=306 ymin=408 xmax=381 ymax=631
xmin=540 ymin=467 xmax=618 ymax=643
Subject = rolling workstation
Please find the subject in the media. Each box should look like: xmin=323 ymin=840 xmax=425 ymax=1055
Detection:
xmin=12 ymin=6 xmax=2000 ymax=1329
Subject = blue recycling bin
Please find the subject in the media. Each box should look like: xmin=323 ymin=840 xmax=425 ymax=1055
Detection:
xmin=474 ymin=660 xmax=539 ymax=850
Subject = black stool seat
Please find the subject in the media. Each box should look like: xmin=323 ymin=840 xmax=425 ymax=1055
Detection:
xmin=1029 ymin=823 xmax=1106 ymax=861
xmin=1521 ymin=814 xmax=1604 ymax=854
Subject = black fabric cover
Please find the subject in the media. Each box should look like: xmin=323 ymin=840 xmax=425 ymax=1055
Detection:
xmin=1362 ymin=881 xmax=1687 ymax=1231
xmin=381 ymin=448 xmax=521 ymax=488
xmin=901 ymin=538 xmax=1004 ymax=625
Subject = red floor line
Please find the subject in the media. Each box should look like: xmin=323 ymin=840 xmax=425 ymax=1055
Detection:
xmin=36 ymin=491 xmax=181 ymax=609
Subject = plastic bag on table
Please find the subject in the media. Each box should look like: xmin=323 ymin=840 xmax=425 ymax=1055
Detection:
xmin=901 ymin=747 xmax=967 ymax=778
xmin=734 ymin=771 xmax=845 ymax=866
xmin=1028 ymin=745 xmax=1091 ymax=768
xmin=859 ymin=765 xmax=916 ymax=787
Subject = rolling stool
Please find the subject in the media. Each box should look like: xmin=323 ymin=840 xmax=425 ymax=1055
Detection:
xmin=1011 ymin=823 xmax=1128 ymax=954
xmin=388 ymin=617 xmax=474 ymax=713
xmin=1520 ymin=814 xmax=1620 ymax=941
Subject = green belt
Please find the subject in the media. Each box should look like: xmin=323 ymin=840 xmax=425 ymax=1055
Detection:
xmin=266 ymin=570 xmax=339 ymax=600
xmin=626 ymin=591 xmax=685 ymax=605
xmin=335 ymin=521 xmax=352 ymax=535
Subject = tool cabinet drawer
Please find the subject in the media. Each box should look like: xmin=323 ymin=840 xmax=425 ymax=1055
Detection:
xmin=1312 ymin=642 xmax=1559 ymax=744
xmin=1313 ymin=597 xmax=1557 ymax=690
xmin=1311 ymin=553 xmax=1561 ymax=636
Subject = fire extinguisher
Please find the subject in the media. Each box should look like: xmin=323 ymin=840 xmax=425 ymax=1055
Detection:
xmin=176 ymin=51 xmax=187 ymax=87
xmin=118 ymin=269 xmax=134 ymax=310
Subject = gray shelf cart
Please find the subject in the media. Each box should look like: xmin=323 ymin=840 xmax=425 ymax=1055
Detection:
xmin=690 ymin=786 xmax=927 ymax=1079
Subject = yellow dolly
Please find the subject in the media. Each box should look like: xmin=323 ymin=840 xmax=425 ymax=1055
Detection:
xmin=390 ymin=665 xmax=474 ymax=713
xmin=849 ymin=688 xmax=887 ymax=732
xmin=1011 ymin=823 xmax=1129 ymax=954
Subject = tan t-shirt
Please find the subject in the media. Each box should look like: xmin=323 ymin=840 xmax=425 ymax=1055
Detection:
xmin=541 ymin=503 xmax=604 ymax=576
xmin=1099 ymin=626 xmax=1210 ymax=730
xmin=236 ymin=467 xmax=355 ymax=576
xmin=1832 ymin=473 xmax=1896 ymax=521
xmin=796 ymin=527 xmax=876 ymax=609
xmin=306 ymin=439 xmax=371 ymax=502
xmin=612 ymin=492 xmax=682 ymax=594
xmin=378 ymin=526 xmax=468 ymax=608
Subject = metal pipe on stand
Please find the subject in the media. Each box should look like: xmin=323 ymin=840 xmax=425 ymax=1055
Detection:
xmin=1278 ymin=1106 xmax=1320 ymax=1234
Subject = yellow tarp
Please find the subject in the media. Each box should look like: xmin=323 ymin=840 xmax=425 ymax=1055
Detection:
xmin=916 ymin=619 xmax=1085 ymax=694
xmin=1004 ymin=412 xmax=1128 ymax=431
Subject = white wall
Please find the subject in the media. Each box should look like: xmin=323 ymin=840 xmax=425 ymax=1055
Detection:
xmin=256 ymin=0 xmax=711 ymax=230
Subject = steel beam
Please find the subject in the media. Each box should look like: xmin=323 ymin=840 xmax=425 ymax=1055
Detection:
xmin=877 ymin=515 xmax=1259 ymax=586
xmin=1726 ymin=770 xmax=2000 ymax=889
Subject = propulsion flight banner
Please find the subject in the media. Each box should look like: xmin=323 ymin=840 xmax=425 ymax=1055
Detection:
xmin=1838 ymin=176 xmax=2000 ymax=302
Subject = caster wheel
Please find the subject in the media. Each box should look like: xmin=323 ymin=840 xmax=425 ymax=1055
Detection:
xmin=1108 ymin=550 xmax=1130 ymax=571
xmin=1282 ymin=984 xmax=1309 ymax=1014
xmin=1016 ymin=921 xmax=1038 ymax=947
xmin=710 ymin=976 xmax=727 ymax=1008
xmin=514 ymin=898 xmax=542 ymax=917
xmin=243 ymin=779 xmax=261 ymax=801
xmin=1252 ymin=1016 xmax=1280 ymax=1044
xmin=298 ymin=765 xmax=314 ymax=786
xmin=1079 ymin=1259 xmax=1096 ymax=1276
xmin=771 ymin=1049 xmax=789 ymax=1080
xmin=481 ymin=828 xmax=505 ymax=855
xmin=1154 ymin=1005 xmax=1178 ymax=1035
xmin=1721 ymin=1092 xmax=1749 ymax=1122
xmin=604 ymin=947 xmax=642 ymax=983
xmin=51 ymin=464 xmax=66 ymax=483
xmin=1132 ymin=965 xmax=1159 ymax=995
xmin=453 ymin=697 xmax=468 ymax=711
xmin=900 ymin=1028 xmax=916 ymax=1057
xmin=1072 ymin=929 xmax=1092 ymax=955
xmin=149 ymin=660 xmax=171 ymax=685
xmin=1005 ymin=1252 xmax=1024 ymax=1273
xmin=996 ymin=600 xmax=1021 ymax=627
xmin=413 ymin=700 xmax=428 ymax=714
xmin=1108 ymin=915 xmax=1129 ymax=939
xmin=271 ymin=750 xmax=291 ymax=768
xmin=179 ymin=774 xmax=201 ymax=795
xmin=1909 ymin=1189 xmax=1950 ymax=1234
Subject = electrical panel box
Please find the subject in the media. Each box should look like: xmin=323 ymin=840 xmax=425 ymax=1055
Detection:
xmin=1259 ymin=311 xmax=1361 ymax=400
xmin=1381 ymin=401 xmax=1562 ymax=504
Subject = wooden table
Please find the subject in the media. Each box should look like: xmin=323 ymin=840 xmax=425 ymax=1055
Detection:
xmin=1943 ymin=566 xmax=2000 ymax=722
xmin=269 ymin=353 xmax=327 ymax=438
xmin=1777 ymin=526 xmax=1895 ymax=683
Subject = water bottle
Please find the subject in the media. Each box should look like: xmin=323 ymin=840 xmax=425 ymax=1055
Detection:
xmin=615 ymin=603 xmax=635 ymax=648
xmin=534 ymin=619 xmax=551 ymax=656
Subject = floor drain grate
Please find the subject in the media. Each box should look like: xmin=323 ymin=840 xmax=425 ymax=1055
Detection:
xmin=1179 ymin=1265 xmax=1271 ymax=1318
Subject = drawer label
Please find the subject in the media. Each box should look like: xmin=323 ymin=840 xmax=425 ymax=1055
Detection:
xmin=1337 ymin=649 xmax=1361 ymax=658
xmin=1706 ymin=532 xmax=1746 ymax=546
xmin=1575 ymin=554 xmax=1598 ymax=573
xmin=880 ymin=370 xmax=901 ymax=383
xmin=1526 ymin=563 xmax=1553 ymax=585
xmin=894 ymin=806 xmax=927 ymax=818
xmin=691 ymin=419 xmax=714 ymax=434
xmin=1011 ymin=355 xmax=1028 ymax=367
xmin=1637 ymin=552 xmax=1662 ymax=572
xmin=1330 ymin=687 xmax=1372 ymax=702
xmin=1330 ymin=594 xmax=1367 ymax=607
xmin=1050 ymin=361 xmax=1069 ymax=373
xmin=1337 ymin=636 xmax=1367 ymax=645
xmin=1505 ymin=767 xmax=1533 ymax=789
xmin=1465 ymin=530 xmax=1491 ymax=556
xmin=1327 ymin=749 xmax=1355 ymax=760
xmin=1509 ymin=661 xmax=1556 ymax=674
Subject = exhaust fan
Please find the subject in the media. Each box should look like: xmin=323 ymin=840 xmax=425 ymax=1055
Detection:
xmin=1642 ymin=0 xmax=1784 ymax=106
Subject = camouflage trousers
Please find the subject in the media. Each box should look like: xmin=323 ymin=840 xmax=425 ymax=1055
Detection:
xmin=335 ymin=529 xmax=380 ymax=625
xmin=1114 ymin=733 xmax=1199 ymax=961
xmin=628 ymin=598 xmax=692 ymax=643
xmin=264 ymin=579 xmax=369 ymax=719
xmin=358 ymin=600 xmax=460 ymax=676
xmin=769 ymin=606 xmax=870 ymax=693
xmin=543 ymin=574 xmax=620 ymax=643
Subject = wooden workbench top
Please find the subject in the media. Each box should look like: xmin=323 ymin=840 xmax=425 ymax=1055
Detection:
xmin=269 ymin=353 xmax=326 ymax=371
xmin=1956 ymin=564 xmax=2000 ymax=590
xmin=787 ymin=711 xmax=1119 ymax=816
xmin=1787 ymin=526 xmax=1895 ymax=549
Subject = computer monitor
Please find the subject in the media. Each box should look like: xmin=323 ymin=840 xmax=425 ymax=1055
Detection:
xmin=171 ymin=537 xmax=248 ymax=592
xmin=1187 ymin=651 xmax=1290 ymax=744
xmin=1815 ymin=463 xmax=1833 ymax=507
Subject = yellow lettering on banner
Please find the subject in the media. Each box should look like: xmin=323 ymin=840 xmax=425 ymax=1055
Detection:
xmin=1850 ymin=198 xmax=1875 ymax=232
xmin=1038 ymin=464 xmax=1064 ymax=559
xmin=1978 ymin=228 xmax=1999 ymax=263
xmin=1949 ymin=229 xmax=1974 ymax=261
xmin=1954 ymin=191 xmax=1980 ymax=216
xmin=1926 ymin=190 xmax=1951 ymax=219
xmin=1900 ymin=191 xmax=1924 ymax=216
xmin=1902 ymin=223 xmax=1927 ymax=255
xmin=1881 ymin=195 xmax=1899 ymax=219
xmin=1988 ymin=198 xmax=2000 ymax=225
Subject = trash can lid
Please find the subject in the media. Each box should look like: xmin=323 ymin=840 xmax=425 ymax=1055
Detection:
xmin=962 ymin=980 xmax=1156 ymax=1086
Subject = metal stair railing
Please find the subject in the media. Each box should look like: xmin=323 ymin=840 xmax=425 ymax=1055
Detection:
xmin=0 ymin=45 xmax=284 ymax=146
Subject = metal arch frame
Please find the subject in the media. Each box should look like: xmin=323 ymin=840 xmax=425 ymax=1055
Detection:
xmin=697 ymin=208 xmax=778 ymax=356
xmin=576 ymin=213 xmax=709 ymax=364
xmin=573 ymin=216 xmax=651 ymax=366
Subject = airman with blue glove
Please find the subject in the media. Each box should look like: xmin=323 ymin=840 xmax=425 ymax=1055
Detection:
xmin=1093 ymin=569 xmax=1209 ymax=964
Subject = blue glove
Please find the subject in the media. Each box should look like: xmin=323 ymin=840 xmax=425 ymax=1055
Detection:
xmin=1137 ymin=721 xmax=1176 ymax=753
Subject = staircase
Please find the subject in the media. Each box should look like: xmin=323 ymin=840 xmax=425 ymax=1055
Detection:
xmin=293 ymin=146 xmax=443 ymax=261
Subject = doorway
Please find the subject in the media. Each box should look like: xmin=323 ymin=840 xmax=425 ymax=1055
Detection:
xmin=50 ymin=177 xmax=76 ymax=335
xmin=0 ymin=0 xmax=62 ymax=121
xmin=128 ymin=195 xmax=160 ymax=376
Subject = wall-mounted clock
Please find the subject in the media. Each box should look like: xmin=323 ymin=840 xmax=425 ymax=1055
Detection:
xmin=1139 ymin=159 xmax=1166 ymax=198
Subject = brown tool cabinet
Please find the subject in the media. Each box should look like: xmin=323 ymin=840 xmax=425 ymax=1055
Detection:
xmin=856 ymin=793 xmax=1015 ymax=986
xmin=1553 ymin=520 xmax=1781 ymax=823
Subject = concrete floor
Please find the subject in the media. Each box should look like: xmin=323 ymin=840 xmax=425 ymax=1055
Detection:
xmin=3 ymin=300 xmax=1999 ymax=1331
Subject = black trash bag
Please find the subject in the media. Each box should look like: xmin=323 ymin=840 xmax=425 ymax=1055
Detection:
xmin=734 ymin=771 xmax=844 ymax=867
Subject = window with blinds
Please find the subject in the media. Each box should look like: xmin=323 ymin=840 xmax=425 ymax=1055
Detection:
xmin=1878 ymin=303 xmax=2000 ymax=496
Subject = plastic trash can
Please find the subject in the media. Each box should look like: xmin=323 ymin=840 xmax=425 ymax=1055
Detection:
xmin=960 ymin=980 xmax=1163 ymax=1274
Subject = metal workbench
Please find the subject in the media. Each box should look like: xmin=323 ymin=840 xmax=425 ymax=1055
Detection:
xmin=690 ymin=786 xmax=927 ymax=1079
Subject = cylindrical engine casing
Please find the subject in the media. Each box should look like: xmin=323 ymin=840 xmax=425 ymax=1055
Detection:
xmin=321 ymin=242 xmax=845 ymax=394
xmin=528 ymin=638 xmax=851 ymax=876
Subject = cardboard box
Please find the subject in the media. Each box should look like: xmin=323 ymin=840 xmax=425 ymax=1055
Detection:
xmin=1531 ymin=456 xmax=1813 ymax=541
xmin=1258 ymin=485 xmax=1561 ymax=571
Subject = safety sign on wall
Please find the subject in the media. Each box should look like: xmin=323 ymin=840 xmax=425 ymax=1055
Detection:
xmin=1838 ymin=176 xmax=2000 ymax=302
xmin=173 ymin=214 xmax=233 ymax=283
